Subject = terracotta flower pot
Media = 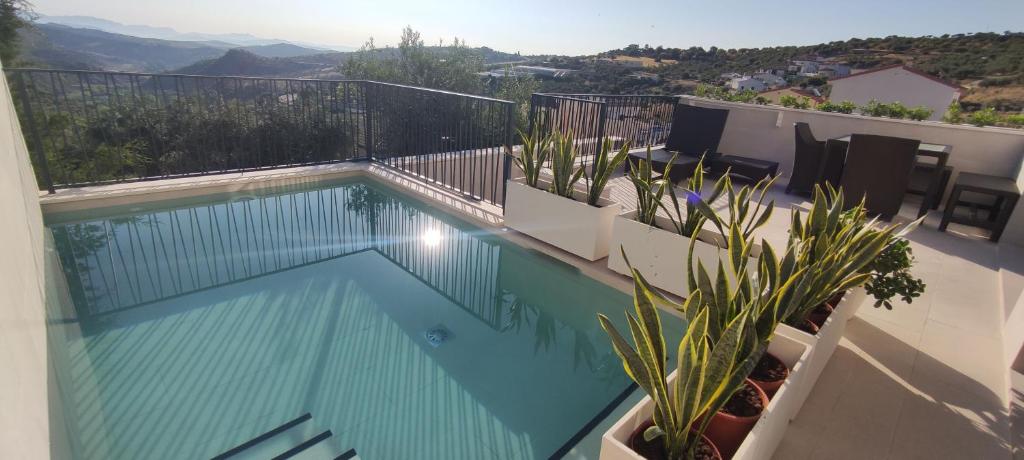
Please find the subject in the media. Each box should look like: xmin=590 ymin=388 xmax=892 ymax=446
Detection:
xmin=704 ymin=379 xmax=769 ymax=458
xmin=807 ymin=302 xmax=835 ymax=328
xmin=749 ymin=352 xmax=790 ymax=399
xmin=628 ymin=419 xmax=723 ymax=460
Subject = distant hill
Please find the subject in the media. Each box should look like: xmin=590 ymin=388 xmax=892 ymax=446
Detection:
xmin=15 ymin=23 xmax=333 ymax=72
xmin=238 ymin=43 xmax=325 ymax=58
xmin=174 ymin=49 xmax=332 ymax=77
xmin=16 ymin=23 xmax=226 ymax=71
xmin=37 ymin=14 xmax=355 ymax=51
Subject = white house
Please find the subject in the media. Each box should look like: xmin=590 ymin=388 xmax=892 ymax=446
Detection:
xmin=829 ymin=65 xmax=962 ymax=121
xmin=819 ymin=63 xmax=851 ymax=78
xmin=727 ymin=76 xmax=766 ymax=92
xmin=752 ymin=72 xmax=787 ymax=89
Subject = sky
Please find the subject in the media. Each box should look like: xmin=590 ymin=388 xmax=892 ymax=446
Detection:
xmin=30 ymin=0 xmax=1024 ymax=55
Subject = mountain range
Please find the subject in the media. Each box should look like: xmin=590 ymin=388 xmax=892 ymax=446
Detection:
xmin=36 ymin=15 xmax=355 ymax=52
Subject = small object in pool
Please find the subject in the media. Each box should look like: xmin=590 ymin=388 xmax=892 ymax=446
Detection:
xmin=424 ymin=325 xmax=452 ymax=348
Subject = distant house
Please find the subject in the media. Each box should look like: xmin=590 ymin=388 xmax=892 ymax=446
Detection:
xmin=602 ymin=56 xmax=678 ymax=68
xmin=759 ymin=87 xmax=825 ymax=107
xmin=790 ymin=60 xmax=821 ymax=75
xmin=727 ymin=76 xmax=766 ymax=92
xmin=828 ymin=65 xmax=962 ymax=121
xmin=752 ymin=72 xmax=787 ymax=89
xmin=720 ymin=72 xmax=743 ymax=80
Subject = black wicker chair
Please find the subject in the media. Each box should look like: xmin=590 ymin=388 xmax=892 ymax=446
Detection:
xmin=627 ymin=104 xmax=729 ymax=183
xmin=786 ymin=122 xmax=825 ymax=195
xmin=838 ymin=134 xmax=920 ymax=218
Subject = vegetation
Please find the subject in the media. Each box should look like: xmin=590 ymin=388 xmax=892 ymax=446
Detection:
xmin=0 ymin=0 xmax=32 ymax=65
xmin=344 ymin=27 xmax=484 ymax=95
xmin=586 ymin=138 xmax=630 ymax=206
xmin=547 ymin=131 xmax=584 ymax=198
xmin=599 ymin=264 xmax=764 ymax=459
xmin=816 ymin=100 xmax=857 ymax=114
xmin=864 ymin=239 xmax=926 ymax=310
xmin=779 ymin=95 xmax=812 ymax=109
xmin=687 ymin=174 xmax=776 ymax=247
xmin=626 ymin=148 xmax=677 ymax=226
xmin=968 ymin=107 xmax=1000 ymax=126
xmin=511 ymin=128 xmax=550 ymax=188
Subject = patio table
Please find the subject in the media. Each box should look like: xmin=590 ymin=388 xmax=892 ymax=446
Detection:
xmin=823 ymin=135 xmax=952 ymax=218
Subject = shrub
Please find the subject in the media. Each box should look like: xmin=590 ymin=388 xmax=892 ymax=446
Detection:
xmin=817 ymin=100 xmax=856 ymax=114
xmin=906 ymin=106 xmax=934 ymax=121
xmin=886 ymin=101 xmax=909 ymax=119
xmin=861 ymin=99 xmax=889 ymax=117
xmin=780 ymin=94 xmax=812 ymax=109
xmin=968 ymin=107 xmax=1000 ymax=127
xmin=1003 ymin=113 xmax=1024 ymax=126
xmin=943 ymin=102 xmax=964 ymax=123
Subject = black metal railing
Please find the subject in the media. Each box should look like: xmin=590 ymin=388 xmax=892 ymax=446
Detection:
xmin=5 ymin=69 xmax=515 ymax=207
xmin=366 ymin=81 xmax=514 ymax=206
xmin=528 ymin=93 xmax=679 ymax=170
xmin=553 ymin=94 xmax=679 ymax=149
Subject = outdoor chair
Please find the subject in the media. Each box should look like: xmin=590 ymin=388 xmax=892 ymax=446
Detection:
xmin=627 ymin=104 xmax=729 ymax=183
xmin=838 ymin=134 xmax=920 ymax=218
xmin=786 ymin=122 xmax=825 ymax=195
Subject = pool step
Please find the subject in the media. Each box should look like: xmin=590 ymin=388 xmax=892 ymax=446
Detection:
xmin=211 ymin=413 xmax=357 ymax=460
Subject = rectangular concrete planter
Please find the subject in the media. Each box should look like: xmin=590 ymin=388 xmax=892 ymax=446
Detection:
xmin=504 ymin=179 xmax=621 ymax=261
xmin=607 ymin=211 xmax=760 ymax=298
xmin=600 ymin=334 xmax=811 ymax=460
xmin=773 ymin=289 xmax=860 ymax=419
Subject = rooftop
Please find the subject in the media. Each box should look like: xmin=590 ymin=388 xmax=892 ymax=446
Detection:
xmin=3 ymin=68 xmax=1024 ymax=459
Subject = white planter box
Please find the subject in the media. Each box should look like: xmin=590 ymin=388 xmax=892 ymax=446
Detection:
xmin=835 ymin=286 xmax=868 ymax=321
xmin=600 ymin=334 xmax=811 ymax=460
xmin=773 ymin=293 xmax=858 ymax=419
xmin=607 ymin=211 xmax=759 ymax=298
xmin=504 ymin=179 xmax=621 ymax=261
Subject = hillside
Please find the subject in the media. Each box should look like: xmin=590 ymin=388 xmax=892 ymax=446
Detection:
xmin=174 ymin=49 xmax=330 ymax=77
xmin=14 ymin=23 xmax=330 ymax=72
xmin=16 ymin=23 xmax=227 ymax=71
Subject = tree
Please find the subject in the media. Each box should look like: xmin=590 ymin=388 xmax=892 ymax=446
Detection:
xmin=343 ymin=26 xmax=484 ymax=94
xmin=0 ymin=0 xmax=33 ymax=65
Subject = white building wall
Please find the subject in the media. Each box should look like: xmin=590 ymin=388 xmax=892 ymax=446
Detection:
xmin=0 ymin=62 xmax=51 ymax=458
xmin=829 ymin=67 xmax=960 ymax=121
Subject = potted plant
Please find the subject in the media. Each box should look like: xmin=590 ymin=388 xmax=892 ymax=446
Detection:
xmin=864 ymin=238 xmax=926 ymax=311
xmin=598 ymin=277 xmax=763 ymax=459
xmin=607 ymin=153 xmax=772 ymax=297
xmin=772 ymin=186 xmax=919 ymax=413
xmin=600 ymin=236 xmax=811 ymax=460
xmin=504 ymin=130 xmax=629 ymax=261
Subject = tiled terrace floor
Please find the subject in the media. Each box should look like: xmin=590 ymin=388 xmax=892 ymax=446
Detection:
xmin=603 ymin=173 xmax=1015 ymax=460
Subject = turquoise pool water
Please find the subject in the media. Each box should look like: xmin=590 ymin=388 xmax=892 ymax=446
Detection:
xmin=45 ymin=178 xmax=681 ymax=459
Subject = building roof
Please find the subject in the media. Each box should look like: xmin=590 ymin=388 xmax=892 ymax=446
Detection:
xmin=829 ymin=64 xmax=963 ymax=92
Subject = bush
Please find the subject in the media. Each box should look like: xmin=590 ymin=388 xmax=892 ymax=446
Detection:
xmin=817 ymin=100 xmax=856 ymax=114
xmin=1003 ymin=113 xmax=1024 ymax=126
xmin=906 ymin=106 xmax=934 ymax=121
xmin=968 ymin=107 xmax=1000 ymax=126
xmin=942 ymin=102 xmax=964 ymax=123
xmin=780 ymin=94 xmax=812 ymax=109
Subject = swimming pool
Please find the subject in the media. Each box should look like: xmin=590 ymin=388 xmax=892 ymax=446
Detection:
xmin=45 ymin=178 xmax=682 ymax=459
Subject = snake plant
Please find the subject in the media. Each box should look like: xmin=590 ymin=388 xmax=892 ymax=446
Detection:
xmin=627 ymin=147 xmax=676 ymax=226
xmin=780 ymin=186 xmax=921 ymax=327
xmin=687 ymin=173 xmax=776 ymax=248
xmin=598 ymin=262 xmax=764 ymax=459
xmin=586 ymin=138 xmax=630 ymax=206
xmin=548 ymin=130 xmax=585 ymax=198
xmin=510 ymin=127 xmax=551 ymax=188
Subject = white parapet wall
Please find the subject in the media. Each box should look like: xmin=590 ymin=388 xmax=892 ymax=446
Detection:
xmin=679 ymin=96 xmax=1024 ymax=246
xmin=0 ymin=62 xmax=51 ymax=457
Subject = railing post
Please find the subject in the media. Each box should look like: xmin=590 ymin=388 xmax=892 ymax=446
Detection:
xmin=363 ymin=81 xmax=374 ymax=160
xmin=593 ymin=101 xmax=608 ymax=177
xmin=12 ymin=72 xmax=56 ymax=194
xmin=502 ymin=102 xmax=514 ymax=210
xmin=527 ymin=93 xmax=538 ymax=136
